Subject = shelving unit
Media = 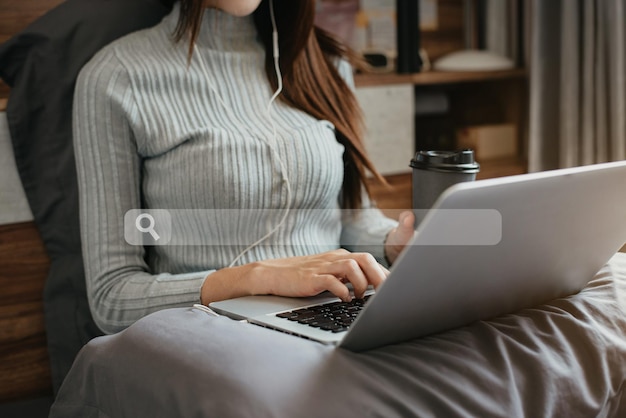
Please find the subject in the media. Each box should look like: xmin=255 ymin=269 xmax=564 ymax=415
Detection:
xmin=366 ymin=155 xmax=527 ymax=218
xmin=355 ymin=68 xmax=527 ymax=88
xmin=360 ymin=69 xmax=528 ymax=214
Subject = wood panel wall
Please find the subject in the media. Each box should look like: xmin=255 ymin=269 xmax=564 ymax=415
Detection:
xmin=0 ymin=222 xmax=52 ymax=402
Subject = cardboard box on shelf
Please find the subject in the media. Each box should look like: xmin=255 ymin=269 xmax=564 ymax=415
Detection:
xmin=456 ymin=124 xmax=517 ymax=160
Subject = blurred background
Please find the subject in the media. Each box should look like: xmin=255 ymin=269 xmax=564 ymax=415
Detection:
xmin=314 ymin=0 xmax=626 ymax=213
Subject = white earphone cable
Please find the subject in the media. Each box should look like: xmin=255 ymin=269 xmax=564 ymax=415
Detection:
xmin=229 ymin=0 xmax=291 ymax=267
xmin=192 ymin=0 xmax=292 ymax=269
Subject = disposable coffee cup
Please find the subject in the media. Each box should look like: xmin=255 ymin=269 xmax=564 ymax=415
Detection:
xmin=410 ymin=149 xmax=480 ymax=228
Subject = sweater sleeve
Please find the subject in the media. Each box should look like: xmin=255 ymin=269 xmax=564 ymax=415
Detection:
xmin=340 ymin=192 xmax=398 ymax=267
xmin=73 ymin=49 xmax=212 ymax=334
xmin=335 ymin=59 xmax=399 ymax=266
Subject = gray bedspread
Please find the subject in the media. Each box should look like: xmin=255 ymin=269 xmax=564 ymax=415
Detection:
xmin=50 ymin=253 xmax=626 ymax=418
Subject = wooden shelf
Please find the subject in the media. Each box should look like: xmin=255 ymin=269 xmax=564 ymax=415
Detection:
xmin=476 ymin=157 xmax=527 ymax=180
xmin=355 ymin=68 xmax=527 ymax=88
xmin=368 ymin=157 xmax=527 ymax=217
xmin=367 ymin=173 xmax=413 ymax=218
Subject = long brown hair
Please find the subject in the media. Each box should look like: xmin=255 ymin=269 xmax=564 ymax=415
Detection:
xmin=174 ymin=0 xmax=386 ymax=209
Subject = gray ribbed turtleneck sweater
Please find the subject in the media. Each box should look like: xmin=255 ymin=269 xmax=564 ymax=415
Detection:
xmin=73 ymin=4 xmax=397 ymax=334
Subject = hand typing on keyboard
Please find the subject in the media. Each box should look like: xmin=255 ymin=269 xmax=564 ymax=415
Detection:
xmin=201 ymin=249 xmax=388 ymax=304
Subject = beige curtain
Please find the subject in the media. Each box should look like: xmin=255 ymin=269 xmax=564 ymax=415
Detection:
xmin=484 ymin=0 xmax=521 ymax=63
xmin=529 ymin=0 xmax=626 ymax=171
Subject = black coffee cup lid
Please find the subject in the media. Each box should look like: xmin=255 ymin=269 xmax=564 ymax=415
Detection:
xmin=410 ymin=149 xmax=480 ymax=173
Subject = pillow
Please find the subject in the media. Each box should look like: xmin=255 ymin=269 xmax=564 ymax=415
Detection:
xmin=0 ymin=0 xmax=175 ymax=393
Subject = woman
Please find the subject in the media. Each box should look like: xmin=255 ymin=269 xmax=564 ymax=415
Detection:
xmin=73 ymin=0 xmax=415 ymax=334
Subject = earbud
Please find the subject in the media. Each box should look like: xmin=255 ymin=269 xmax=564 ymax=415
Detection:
xmin=270 ymin=0 xmax=279 ymax=59
xmin=273 ymin=31 xmax=279 ymax=59
xmin=267 ymin=0 xmax=283 ymax=110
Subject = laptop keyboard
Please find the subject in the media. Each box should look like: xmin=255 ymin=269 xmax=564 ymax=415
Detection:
xmin=276 ymin=295 xmax=372 ymax=333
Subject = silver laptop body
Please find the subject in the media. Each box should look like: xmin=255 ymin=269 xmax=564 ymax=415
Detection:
xmin=210 ymin=161 xmax=626 ymax=351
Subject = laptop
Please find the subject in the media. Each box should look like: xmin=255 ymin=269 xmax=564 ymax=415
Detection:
xmin=210 ymin=161 xmax=626 ymax=351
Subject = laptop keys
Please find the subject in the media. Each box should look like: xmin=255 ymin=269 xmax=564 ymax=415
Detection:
xmin=275 ymin=295 xmax=371 ymax=332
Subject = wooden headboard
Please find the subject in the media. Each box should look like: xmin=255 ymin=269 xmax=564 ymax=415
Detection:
xmin=0 ymin=0 xmax=63 ymax=403
xmin=0 ymin=223 xmax=52 ymax=402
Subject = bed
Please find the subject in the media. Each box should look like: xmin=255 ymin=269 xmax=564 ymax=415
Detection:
xmin=49 ymin=253 xmax=626 ymax=417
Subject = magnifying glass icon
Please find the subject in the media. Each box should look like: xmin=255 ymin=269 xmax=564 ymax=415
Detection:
xmin=135 ymin=213 xmax=160 ymax=241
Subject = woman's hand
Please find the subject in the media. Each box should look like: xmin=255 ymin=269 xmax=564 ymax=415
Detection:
xmin=384 ymin=211 xmax=415 ymax=265
xmin=201 ymin=249 xmax=389 ymax=304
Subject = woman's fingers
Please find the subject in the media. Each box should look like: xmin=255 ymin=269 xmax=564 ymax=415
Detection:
xmin=380 ymin=265 xmax=391 ymax=276
xmin=252 ymin=249 xmax=389 ymax=302
xmin=325 ymin=251 xmax=387 ymax=296
xmin=398 ymin=211 xmax=415 ymax=242
xmin=336 ymin=249 xmax=389 ymax=287
xmin=384 ymin=211 xmax=416 ymax=265
xmin=325 ymin=258 xmax=369 ymax=298
xmin=351 ymin=252 xmax=387 ymax=290
xmin=313 ymin=274 xmax=352 ymax=302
